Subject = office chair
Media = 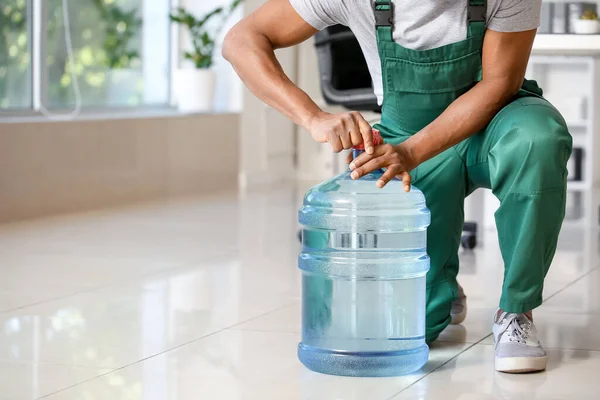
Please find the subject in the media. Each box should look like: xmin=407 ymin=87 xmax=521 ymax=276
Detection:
xmin=313 ymin=25 xmax=477 ymax=250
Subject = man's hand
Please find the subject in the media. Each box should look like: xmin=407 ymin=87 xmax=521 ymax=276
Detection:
xmin=349 ymin=143 xmax=416 ymax=191
xmin=308 ymin=111 xmax=374 ymax=154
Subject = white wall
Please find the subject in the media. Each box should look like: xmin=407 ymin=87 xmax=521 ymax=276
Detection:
xmin=0 ymin=113 xmax=239 ymax=223
xmin=238 ymin=0 xmax=297 ymax=189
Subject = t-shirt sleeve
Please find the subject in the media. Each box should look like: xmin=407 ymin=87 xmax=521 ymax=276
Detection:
xmin=488 ymin=0 xmax=542 ymax=32
xmin=289 ymin=0 xmax=349 ymax=30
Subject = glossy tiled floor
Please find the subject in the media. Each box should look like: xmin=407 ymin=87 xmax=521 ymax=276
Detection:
xmin=0 ymin=187 xmax=599 ymax=400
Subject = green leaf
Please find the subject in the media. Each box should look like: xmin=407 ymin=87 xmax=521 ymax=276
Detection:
xmin=229 ymin=0 xmax=243 ymax=13
xmin=91 ymin=0 xmax=142 ymax=68
xmin=195 ymin=7 xmax=224 ymax=29
xmin=200 ymin=32 xmax=214 ymax=46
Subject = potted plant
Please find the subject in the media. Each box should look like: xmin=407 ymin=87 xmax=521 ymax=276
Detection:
xmin=573 ymin=10 xmax=600 ymax=34
xmin=93 ymin=0 xmax=143 ymax=106
xmin=170 ymin=0 xmax=242 ymax=112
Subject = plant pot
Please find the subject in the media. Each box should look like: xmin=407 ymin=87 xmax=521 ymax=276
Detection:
xmin=106 ymin=69 xmax=141 ymax=106
xmin=572 ymin=19 xmax=600 ymax=34
xmin=174 ymin=68 xmax=216 ymax=112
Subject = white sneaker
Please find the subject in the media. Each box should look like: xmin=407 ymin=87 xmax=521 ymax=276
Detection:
xmin=493 ymin=310 xmax=547 ymax=373
xmin=450 ymin=284 xmax=467 ymax=325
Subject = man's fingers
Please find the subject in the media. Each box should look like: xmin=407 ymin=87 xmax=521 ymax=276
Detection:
xmin=328 ymin=135 xmax=343 ymax=153
xmin=354 ymin=113 xmax=374 ymax=154
xmin=398 ymin=171 xmax=412 ymax=192
xmin=350 ymin=158 xmax=387 ymax=180
xmin=374 ymin=170 xmax=411 ymax=189
xmin=348 ymin=144 xmax=387 ymax=170
xmin=313 ymin=131 xmax=328 ymax=144
xmin=346 ymin=151 xmax=354 ymax=164
xmin=339 ymin=130 xmax=353 ymax=150
xmin=375 ymin=168 xmax=398 ymax=188
xmin=346 ymin=116 xmax=363 ymax=148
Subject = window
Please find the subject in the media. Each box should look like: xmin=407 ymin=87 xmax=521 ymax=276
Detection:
xmin=0 ymin=0 xmax=31 ymax=109
xmin=44 ymin=0 xmax=170 ymax=109
xmin=1 ymin=0 xmax=171 ymax=113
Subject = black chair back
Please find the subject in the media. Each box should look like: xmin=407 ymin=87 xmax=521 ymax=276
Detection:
xmin=314 ymin=25 xmax=381 ymax=113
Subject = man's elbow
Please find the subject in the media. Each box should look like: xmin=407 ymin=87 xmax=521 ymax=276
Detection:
xmin=506 ymin=78 xmax=524 ymax=98
xmin=482 ymin=77 xmax=523 ymax=105
xmin=223 ymin=24 xmax=253 ymax=64
xmin=222 ymin=28 xmax=239 ymax=63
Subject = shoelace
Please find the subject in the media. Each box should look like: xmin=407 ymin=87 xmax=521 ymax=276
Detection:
xmin=495 ymin=312 xmax=531 ymax=347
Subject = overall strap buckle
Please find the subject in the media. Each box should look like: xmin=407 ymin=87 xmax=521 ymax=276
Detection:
xmin=373 ymin=1 xmax=394 ymax=27
xmin=467 ymin=2 xmax=486 ymax=23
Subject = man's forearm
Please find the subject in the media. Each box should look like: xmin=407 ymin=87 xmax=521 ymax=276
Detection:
xmin=224 ymin=5 xmax=375 ymax=153
xmin=223 ymin=30 xmax=320 ymax=130
xmin=403 ymin=79 xmax=518 ymax=165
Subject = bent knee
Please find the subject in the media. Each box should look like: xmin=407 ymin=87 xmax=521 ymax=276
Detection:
xmin=490 ymin=101 xmax=573 ymax=192
xmin=498 ymin=100 xmax=571 ymax=156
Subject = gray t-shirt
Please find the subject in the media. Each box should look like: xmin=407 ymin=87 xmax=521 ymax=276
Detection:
xmin=290 ymin=0 xmax=542 ymax=104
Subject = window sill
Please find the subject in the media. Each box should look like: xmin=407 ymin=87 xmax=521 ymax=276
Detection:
xmin=0 ymin=108 xmax=240 ymax=124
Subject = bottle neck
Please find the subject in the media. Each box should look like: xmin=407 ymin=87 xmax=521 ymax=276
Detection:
xmin=352 ymin=149 xmax=364 ymax=159
xmin=351 ymin=149 xmax=385 ymax=175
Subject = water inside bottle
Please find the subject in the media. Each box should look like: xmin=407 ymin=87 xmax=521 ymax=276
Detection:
xmin=302 ymin=273 xmax=426 ymax=353
xmin=298 ymin=156 xmax=431 ymax=376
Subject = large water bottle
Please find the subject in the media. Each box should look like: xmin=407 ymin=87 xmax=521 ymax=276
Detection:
xmin=297 ymin=130 xmax=430 ymax=377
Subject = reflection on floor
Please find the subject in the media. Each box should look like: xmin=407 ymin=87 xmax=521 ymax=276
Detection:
xmin=0 ymin=187 xmax=598 ymax=399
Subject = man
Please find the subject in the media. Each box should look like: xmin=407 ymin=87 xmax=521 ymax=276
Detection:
xmin=223 ymin=0 xmax=572 ymax=373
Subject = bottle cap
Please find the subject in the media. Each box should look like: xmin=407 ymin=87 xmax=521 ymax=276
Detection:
xmin=353 ymin=129 xmax=382 ymax=150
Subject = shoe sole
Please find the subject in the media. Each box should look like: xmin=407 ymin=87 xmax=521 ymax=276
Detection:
xmin=450 ymin=302 xmax=467 ymax=325
xmin=495 ymin=356 xmax=548 ymax=373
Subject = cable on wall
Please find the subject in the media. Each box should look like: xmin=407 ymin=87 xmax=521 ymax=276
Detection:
xmin=39 ymin=0 xmax=82 ymax=120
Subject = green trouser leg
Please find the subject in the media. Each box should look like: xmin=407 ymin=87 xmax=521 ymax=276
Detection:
xmin=397 ymin=96 xmax=572 ymax=343
xmin=462 ymin=96 xmax=572 ymax=313
xmin=409 ymin=149 xmax=466 ymax=343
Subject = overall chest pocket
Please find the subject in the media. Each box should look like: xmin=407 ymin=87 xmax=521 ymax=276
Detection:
xmin=384 ymin=49 xmax=482 ymax=94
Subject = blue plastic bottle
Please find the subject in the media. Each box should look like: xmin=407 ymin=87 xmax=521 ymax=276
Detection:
xmin=298 ymin=130 xmax=431 ymax=377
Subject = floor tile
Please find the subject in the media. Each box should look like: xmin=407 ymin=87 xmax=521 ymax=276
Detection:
xmin=0 ymin=188 xmax=300 ymax=297
xmin=391 ymin=344 xmax=600 ymax=400
xmin=233 ymin=303 xmax=299 ymax=333
xmin=0 ymin=361 xmax=110 ymax=400
xmin=0 ymin=256 xmax=179 ymax=313
xmin=42 ymin=330 xmax=469 ymax=400
xmin=0 ymin=254 xmax=296 ymax=369
xmin=542 ymin=268 xmax=600 ymax=315
xmin=0 ymin=292 xmax=65 ymax=315
xmin=437 ymin=308 xmax=496 ymax=344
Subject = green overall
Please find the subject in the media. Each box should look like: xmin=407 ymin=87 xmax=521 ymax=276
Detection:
xmin=372 ymin=0 xmax=572 ymax=342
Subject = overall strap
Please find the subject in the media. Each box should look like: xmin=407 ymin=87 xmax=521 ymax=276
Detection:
xmin=373 ymin=0 xmax=394 ymax=42
xmin=467 ymin=0 xmax=487 ymax=37
xmin=375 ymin=1 xmax=486 ymax=41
